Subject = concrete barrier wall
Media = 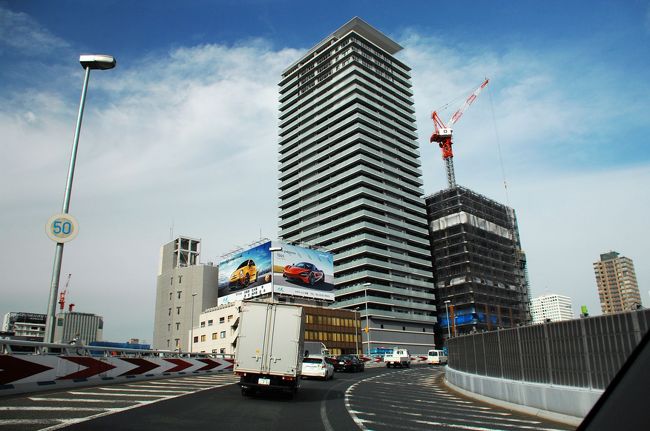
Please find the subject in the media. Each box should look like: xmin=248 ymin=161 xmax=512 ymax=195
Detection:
xmin=0 ymin=353 xmax=233 ymax=397
xmin=446 ymin=367 xmax=602 ymax=425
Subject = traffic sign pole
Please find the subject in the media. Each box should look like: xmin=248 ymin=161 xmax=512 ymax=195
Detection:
xmin=44 ymin=66 xmax=91 ymax=344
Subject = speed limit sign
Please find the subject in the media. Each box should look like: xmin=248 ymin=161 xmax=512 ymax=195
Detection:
xmin=46 ymin=213 xmax=79 ymax=243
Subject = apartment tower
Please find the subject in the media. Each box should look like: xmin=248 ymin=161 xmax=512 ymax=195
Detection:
xmin=530 ymin=294 xmax=574 ymax=324
xmin=594 ymin=251 xmax=642 ymax=314
xmin=278 ymin=18 xmax=436 ymax=354
xmin=425 ymin=186 xmax=531 ymax=336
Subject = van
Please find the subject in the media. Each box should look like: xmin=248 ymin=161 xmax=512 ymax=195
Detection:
xmin=427 ymin=349 xmax=448 ymax=365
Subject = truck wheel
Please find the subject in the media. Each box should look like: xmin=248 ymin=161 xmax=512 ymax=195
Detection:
xmin=386 ymin=363 xmax=391 ymax=368
xmin=241 ymin=387 xmax=252 ymax=397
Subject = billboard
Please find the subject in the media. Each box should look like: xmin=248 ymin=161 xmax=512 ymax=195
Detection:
xmin=217 ymin=241 xmax=334 ymax=305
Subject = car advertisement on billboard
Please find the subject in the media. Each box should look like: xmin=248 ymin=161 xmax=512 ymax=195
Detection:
xmin=217 ymin=241 xmax=335 ymax=305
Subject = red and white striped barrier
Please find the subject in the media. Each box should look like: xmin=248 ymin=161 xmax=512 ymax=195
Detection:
xmin=0 ymin=354 xmax=233 ymax=396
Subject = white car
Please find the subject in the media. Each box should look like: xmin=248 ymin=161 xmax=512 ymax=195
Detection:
xmin=301 ymin=356 xmax=334 ymax=380
xmin=427 ymin=349 xmax=448 ymax=365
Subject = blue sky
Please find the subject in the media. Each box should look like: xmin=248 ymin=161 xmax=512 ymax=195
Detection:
xmin=1 ymin=0 xmax=649 ymax=341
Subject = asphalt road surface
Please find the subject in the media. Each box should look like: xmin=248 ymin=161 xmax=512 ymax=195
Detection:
xmin=0 ymin=366 xmax=576 ymax=431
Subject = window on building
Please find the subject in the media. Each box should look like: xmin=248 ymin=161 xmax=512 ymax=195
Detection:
xmin=175 ymin=338 xmax=180 ymax=348
xmin=193 ymin=336 xmax=198 ymax=343
xmin=170 ymin=277 xmax=173 ymax=286
xmin=212 ymin=333 xmax=218 ymax=340
xmin=220 ymin=348 xmax=226 ymax=354
xmin=167 ymin=323 xmax=171 ymax=331
xmin=168 ymin=308 xmax=172 ymax=316
xmin=169 ymin=292 xmax=172 ymax=300
xmin=176 ymin=306 xmax=181 ymax=315
xmin=200 ymin=321 xmax=205 ymax=328
xmin=176 ymin=322 xmax=180 ymax=330
xmin=178 ymin=275 xmax=183 ymax=284
xmin=219 ymin=317 xmax=225 ymax=324
xmin=208 ymin=320 xmax=213 ymax=326
xmin=177 ymin=291 xmax=182 ymax=299
xmin=220 ymin=331 xmax=226 ymax=339
xmin=227 ymin=315 xmax=233 ymax=322
xmin=200 ymin=335 xmax=206 ymax=342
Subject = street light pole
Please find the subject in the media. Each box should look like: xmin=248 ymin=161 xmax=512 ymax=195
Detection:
xmin=190 ymin=293 xmax=197 ymax=352
xmin=444 ymin=300 xmax=451 ymax=340
xmin=44 ymin=55 xmax=116 ymax=344
xmin=354 ymin=307 xmax=360 ymax=355
xmin=363 ymin=282 xmax=371 ymax=357
xmin=269 ymin=246 xmax=283 ymax=303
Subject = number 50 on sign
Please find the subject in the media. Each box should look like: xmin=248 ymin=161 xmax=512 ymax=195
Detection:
xmin=46 ymin=214 xmax=79 ymax=243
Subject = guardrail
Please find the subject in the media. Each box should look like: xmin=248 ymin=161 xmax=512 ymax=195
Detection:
xmin=445 ymin=309 xmax=650 ymax=423
xmin=0 ymin=339 xmax=234 ymax=397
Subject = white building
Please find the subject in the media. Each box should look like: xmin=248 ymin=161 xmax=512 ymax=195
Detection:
xmin=2 ymin=312 xmax=47 ymax=340
xmin=189 ymin=301 xmax=242 ymax=355
xmin=52 ymin=311 xmax=103 ymax=344
xmin=152 ymin=236 xmax=219 ymax=351
xmin=531 ymin=294 xmax=574 ymax=323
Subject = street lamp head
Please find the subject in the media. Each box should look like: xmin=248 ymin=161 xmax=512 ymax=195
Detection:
xmin=363 ymin=282 xmax=371 ymax=286
xmin=444 ymin=300 xmax=451 ymax=304
xmin=79 ymin=54 xmax=116 ymax=70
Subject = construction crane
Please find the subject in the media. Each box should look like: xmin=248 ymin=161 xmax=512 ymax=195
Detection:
xmin=58 ymin=273 xmax=71 ymax=312
xmin=430 ymin=79 xmax=489 ymax=188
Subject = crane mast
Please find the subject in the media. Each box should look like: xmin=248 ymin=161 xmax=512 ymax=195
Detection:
xmin=430 ymin=79 xmax=489 ymax=188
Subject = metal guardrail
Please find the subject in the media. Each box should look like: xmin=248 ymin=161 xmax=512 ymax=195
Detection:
xmin=448 ymin=309 xmax=650 ymax=390
xmin=0 ymin=338 xmax=233 ymax=360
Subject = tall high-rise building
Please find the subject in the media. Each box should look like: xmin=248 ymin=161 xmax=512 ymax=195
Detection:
xmin=152 ymin=236 xmax=219 ymax=351
xmin=594 ymin=251 xmax=642 ymax=314
xmin=277 ymin=18 xmax=436 ymax=354
xmin=530 ymin=294 xmax=574 ymax=324
xmin=425 ymin=186 xmax=531 ymax=336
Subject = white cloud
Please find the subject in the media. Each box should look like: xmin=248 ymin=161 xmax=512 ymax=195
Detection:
xmin=0 ymin=6 xmax=69 ymax=53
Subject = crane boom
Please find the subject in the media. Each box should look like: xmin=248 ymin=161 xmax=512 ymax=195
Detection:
xmin=430 ymin=79 xmax=489 ymax=188
xmin=449 ymin=79 xmax=489 ymax=126
xmin=58 ymin=273 xmax=71 ymax=312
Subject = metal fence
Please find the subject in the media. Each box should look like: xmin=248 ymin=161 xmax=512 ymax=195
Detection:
xmin=448 ymin=309 xmax=650 ymax=389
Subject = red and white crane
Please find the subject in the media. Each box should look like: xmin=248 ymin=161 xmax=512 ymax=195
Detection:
xmin=58 ymin=273 xmax=71 ymax=312
xmin=430 ymin=79 xmax=489 ymax=188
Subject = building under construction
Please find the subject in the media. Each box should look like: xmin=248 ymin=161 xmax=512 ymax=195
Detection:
xmin=425 ymin=186 xmax=531 ymax=336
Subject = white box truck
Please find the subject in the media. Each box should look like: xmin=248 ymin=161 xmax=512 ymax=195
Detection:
xmin=384 ymin=347 xmax=411 ymax=368
xmin=234 ymin=301 xmax=305 ymax=397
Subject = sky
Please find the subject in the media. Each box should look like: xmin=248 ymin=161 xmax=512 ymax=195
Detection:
xmin=1 ymin=0 xmax=649 ymax=342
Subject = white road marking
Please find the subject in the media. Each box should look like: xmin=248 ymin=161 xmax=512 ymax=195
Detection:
xmin=28 ymin=397 xmax=139 ymax=403
xmin=66 ymin=391 xmax=169 ymax=398
xmin=0 ymin=407 xmax=114 ymax=411
xmin=99 ymin=387 xmax=191 ymax=393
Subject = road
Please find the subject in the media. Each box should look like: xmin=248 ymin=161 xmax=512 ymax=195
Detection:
xmin=0 ymin=366 xmax=576 ymax=430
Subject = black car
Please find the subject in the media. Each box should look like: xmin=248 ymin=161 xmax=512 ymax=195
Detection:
xmin=335 ymin=354 xmax=365 ymax=372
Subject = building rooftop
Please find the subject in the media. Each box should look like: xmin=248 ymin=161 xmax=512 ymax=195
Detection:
xmin=283 ymin=17 xmax=403 ymax=75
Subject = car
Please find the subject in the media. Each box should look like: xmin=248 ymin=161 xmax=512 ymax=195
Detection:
xmin=301 ymin=356 xmax=334 ymax=380
xmin=283 ymin=262 xmax=324 ymax=286
xmin=427 ymin=349 xmax=448 ymax=365
xmin=229 ymin=259 xmax=257 ymax=288
xmin=335 ymin=354 xmax=365 ymax=372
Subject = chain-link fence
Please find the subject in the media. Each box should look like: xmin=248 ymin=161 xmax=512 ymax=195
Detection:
xmin=448 ymin=309 xmax=650 ymax=389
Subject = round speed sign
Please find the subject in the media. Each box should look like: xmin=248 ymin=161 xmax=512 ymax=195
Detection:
xmin=46 ymin=213 xmax=79 ymax=243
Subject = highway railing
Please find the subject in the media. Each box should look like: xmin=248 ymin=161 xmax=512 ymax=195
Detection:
xmin=445 ymin=308 xmax=650 ymax=423
xmin=0 ymin=339 xmax=234 ymax=397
